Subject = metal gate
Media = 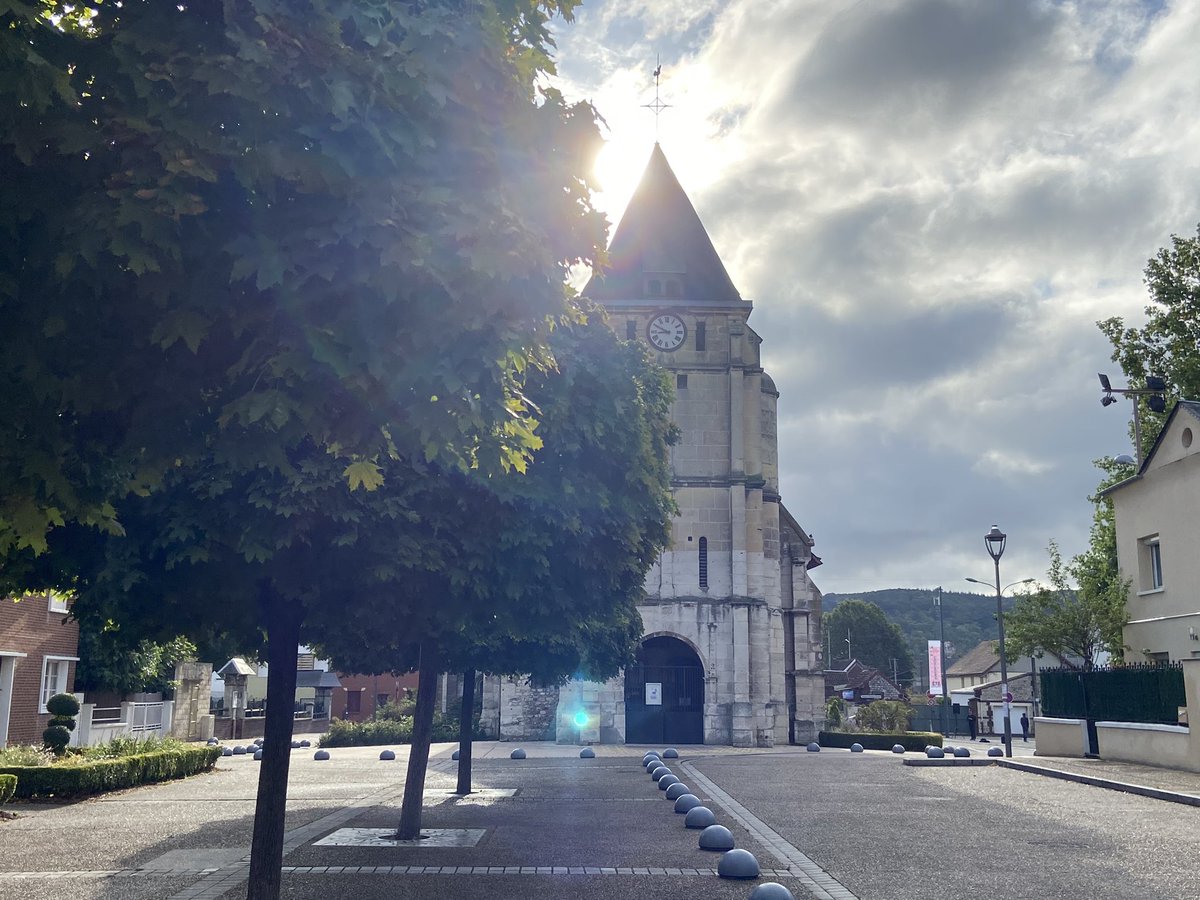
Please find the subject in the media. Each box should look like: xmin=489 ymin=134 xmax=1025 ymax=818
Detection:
xmin=624 ymin=664 xmax=704 ymax=745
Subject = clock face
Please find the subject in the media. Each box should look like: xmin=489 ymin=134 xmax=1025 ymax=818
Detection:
xmin=648 ymin=314 xmax=687 ymax=351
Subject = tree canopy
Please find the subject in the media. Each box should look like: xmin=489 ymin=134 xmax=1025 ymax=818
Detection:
xmin=822 ymin=599 xmax=913 ymax=684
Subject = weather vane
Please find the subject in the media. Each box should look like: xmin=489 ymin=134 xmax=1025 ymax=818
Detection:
xmin=641 ymin=55 xmax=671 ymax=141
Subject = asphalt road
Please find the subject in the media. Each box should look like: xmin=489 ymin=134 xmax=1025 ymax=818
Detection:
xmin=0 ymin=741 xmax=1196 ymax=900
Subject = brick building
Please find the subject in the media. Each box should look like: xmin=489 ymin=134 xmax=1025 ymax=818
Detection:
xmin=330 ymin=672 xmax=419 ymax=722
xmin=1 ymin=593 xmax=80 ymax=747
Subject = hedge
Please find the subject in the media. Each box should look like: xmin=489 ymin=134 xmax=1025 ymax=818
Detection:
xmin=0 ymin=746 xmax=222 ymax=799
xmin=0 ymin=774 xmax=16 ymax=804
xmin=320 ymin=712 xmax=469 ymax=748
xmin=818 ymin=731 xmax=943 ymax=752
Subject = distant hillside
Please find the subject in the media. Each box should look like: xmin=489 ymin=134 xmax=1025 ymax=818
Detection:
xmin=823 ymin=588 xmax=1015 ymax=687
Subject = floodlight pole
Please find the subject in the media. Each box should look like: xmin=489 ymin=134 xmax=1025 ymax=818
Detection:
xmin=1098 ymin=375 xmax=1167 ymax=468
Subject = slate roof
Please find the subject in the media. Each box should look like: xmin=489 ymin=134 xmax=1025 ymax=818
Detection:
xmin=1101 ymin=399 xmax=1200 ymax=496
xmin=296 ymin=670 xmax=342 ymax=690
xmin=583 ymin=143 xmax=745 ymax=306
xmin=945 ymin=640 xmax=1001 ymax=677
xmin=216 ymin=657 xmax=256 ymax=678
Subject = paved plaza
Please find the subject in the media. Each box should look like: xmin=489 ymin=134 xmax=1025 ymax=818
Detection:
xmin=1 ymin=740 xmax=1198 ymax=899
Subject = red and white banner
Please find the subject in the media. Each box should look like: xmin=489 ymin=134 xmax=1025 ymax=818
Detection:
xmin=927 ymin=640 xmax=944 ymax=696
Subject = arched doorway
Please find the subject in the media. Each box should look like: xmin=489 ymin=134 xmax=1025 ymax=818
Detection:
xmin=624 ymin=636 xmax=705 ymax=745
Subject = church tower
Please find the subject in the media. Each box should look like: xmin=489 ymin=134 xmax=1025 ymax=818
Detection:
xmin=480 ymin=144 xmax=825 ymax=746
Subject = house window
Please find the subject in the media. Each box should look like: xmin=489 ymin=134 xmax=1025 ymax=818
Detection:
xmin=40 ymin=657 xmax=71 ymax=712
xmin=345 ymin=691 xmax=362 ymax=714
xmin=47 ymin=592 xmax=69 ymax=614
xmin=698 ymin=537 xmax=708 ymax=590
xmin=677 ymin=374 xmax=688 ymax=390
xmin=695 ymin=322 xmax=706 ymax=351
xmin=1139 ymin=536 xmax=1163 ymax=592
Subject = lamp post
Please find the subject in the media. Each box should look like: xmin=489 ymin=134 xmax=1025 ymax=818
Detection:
xmin=983 ymin=526 xmax=1011 ymax=757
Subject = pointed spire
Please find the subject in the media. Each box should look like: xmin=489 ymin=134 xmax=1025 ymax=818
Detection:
xmin=585 ymin=145 xmax=744 ymax=305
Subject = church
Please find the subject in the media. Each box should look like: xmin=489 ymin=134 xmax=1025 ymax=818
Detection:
xmin=479 ymin=144 xmax=825 ymax=746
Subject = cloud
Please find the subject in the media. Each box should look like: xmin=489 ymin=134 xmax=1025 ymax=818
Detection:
xmin=550 ymin=0 xmax=1200 ymax=593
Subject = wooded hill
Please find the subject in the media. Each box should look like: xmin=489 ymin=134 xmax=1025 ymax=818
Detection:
xmin=823 ymin=589 xmax=1014 ymax=686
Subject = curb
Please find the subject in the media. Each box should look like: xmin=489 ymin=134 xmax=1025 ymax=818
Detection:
xmin=995 ymin=760 xmax=1200 ymax=808
xmin=901 ymin=758 xmax=994 ymax=767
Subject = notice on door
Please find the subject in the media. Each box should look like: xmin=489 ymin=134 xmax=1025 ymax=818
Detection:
xmin=645 ymin=683 xmax=663 ymax=706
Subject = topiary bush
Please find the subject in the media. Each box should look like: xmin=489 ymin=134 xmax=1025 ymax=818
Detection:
xmin=0 ymin=773 xmax=17 ymax=804
xmin=42 ymin=694 xmax=79 ymax=756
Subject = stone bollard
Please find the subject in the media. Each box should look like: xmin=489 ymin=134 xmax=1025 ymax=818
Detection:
xmin=207 ymin=738 xmax=219 ymax=746
xmin=300 ymin=740 xmax=311 ymax=748
xmin=253 ymin=749 xmax=263 ymax=761
xmin=698 ymin=824 xmax=736 ymax=851
xmin=850 ymin=743 xmax=864 ymax=753
xmin=892 ymin=744 xmax=906 ymax=754
xmin=674 ymin=793 xmax=702 ymax=814
xmin=953 ymin=747 xmax=970 ymax=758
xmin=221 ymin=747 xmax=233 ymax=757
xmin=380 ymin=749 xmax=396 ymax=761
xmin=806 ymin=742 xmax=820 ymax=752
xmin=314 ymin=749 xmax=330 ymax=760
xmin=926 ymin=747 xmax=944 ymax=759
xmin=750 ymin=883 xmax=797 ymax=900
xmin=663 ymin=748 xmax=679 ymax=759
xmin=651 ymin=766 xmax=672 ymax=781
xmin=510 ymin=748 xmax=526 ymax=760
xmin=665 ymin=782 xmax=690 ymax=801
xmin=580 ymin=747 xmax=595 ymax=758
xmin=232 ymin=746 xmax=246 ymax=755
xmin=452 ymin=750 xmax=460 ymax=760
xmin=657 ymin=774 xmax=680 ymax=791
xmin=684 ymin=806 xmax=716 ymax=829
xmin=717 ymin=848 xmax=761 ymax=879
xmin=988 ymin=747 xmax=1003 ymax=757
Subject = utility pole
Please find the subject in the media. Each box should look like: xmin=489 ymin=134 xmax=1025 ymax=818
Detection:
xmin=935 ymin=586 xmax=949 ymax=735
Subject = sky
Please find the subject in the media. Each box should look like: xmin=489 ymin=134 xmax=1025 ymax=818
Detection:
xmin=547 ymin=0 xmax=1200 ymax=595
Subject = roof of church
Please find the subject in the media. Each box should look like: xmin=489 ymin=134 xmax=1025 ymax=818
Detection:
xmin=584 ymin=143 xmax=745 ymax=306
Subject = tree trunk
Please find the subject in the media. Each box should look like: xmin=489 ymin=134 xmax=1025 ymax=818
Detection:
xmin=454 ymin=667 xmax=476 ymax=795
xmin=397 ymin=641 xmax=439 ymax=839
xmin=246 ymin=585 xmax=301 ymax=900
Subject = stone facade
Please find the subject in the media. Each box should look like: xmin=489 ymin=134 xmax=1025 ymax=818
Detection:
xmin=481 ymin=144 xmax=824 ymax=746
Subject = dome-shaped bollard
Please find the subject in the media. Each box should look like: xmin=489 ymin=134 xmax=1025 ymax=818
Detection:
xmin=510 ymin=748 xmax=527 ymax=760
xmin=750 ymin=883 xmax=797 ymax=900
xmin=663 ymin=748 xmax=679 ymax=759
xmin=379 ymin=749 xmax=396 ymax=761
xmin=806 ymin=742 xmax=820 ymax=752
xmin=717 ymin=848 xmax=761 ymax=879
xmin=698 ymin=824 xmax=736 ymax=851
xmin=658 ymin=774 xmax=680 ymax=791
xmin=674 ymin=793 xmax=702 ymax=814
xmin=314 ymin=749 xmax=330 ymax=760
xmin=665 ymin=782 xmax=690 ymax=800
xmin=892 ymin=744 xmax=906 ymax=754
xmin=953 ymin=747 xmax=970 ymax=758
xmin=944 ymin=745 xmax=957 ymax=755
xmin=253 ymin=738 xmax=263 ymax=746
xmin=850 ymin=743 xmax=864 ymax=753
xmin=253 ymin=749 xmax=263 ymax=761
xmin=988 ymin=746 xmax=1004 ymax=757
xmin=207 ymin=738 xmax=219 ymax=746
xmin=643 ymin=751 xmax=661 ymax=761
xmin=300 ymin=740 xmax=311 ymax=748
xmin=233 ymin=745 xmax=247 ymax=755
xmin=651 ymin=766 xmax=672 ymax=781
xmin=644 ymin=759 xmax=659 ymax=771
xmin=926 ymin=747 xmax=944 ymax=759
xmin=685 ymin=806 xmax=717 ymax=829
xmin=221 ymin=747 xmax=233 ymax=757
xmin=452 ymin=749 xmax=460 ymax=760
xmin=580 ymin=747 xmax=595 ymax=758
xmin=291 ymin=740 xmax=301 ymax=749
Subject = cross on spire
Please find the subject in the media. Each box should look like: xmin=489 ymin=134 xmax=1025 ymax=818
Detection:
xmin=641 ymin=56 xmax=671 ymax=141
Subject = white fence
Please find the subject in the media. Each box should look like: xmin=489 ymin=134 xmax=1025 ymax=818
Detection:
xmin=72 ymin=700 xmax=174 ymax=747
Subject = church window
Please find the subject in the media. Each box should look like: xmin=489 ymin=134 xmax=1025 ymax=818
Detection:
xmin=698 ymin=537 xmax=708 ymax=590
xmin=695 ymin=322 xmax=706 ymax=351
xmin=627 ymin=320 xmax=637 ymax=340
xmin=647 ymin=279 xmax=662 ymax=296
xmin=677 ymin=374 xmax=688 ymax=390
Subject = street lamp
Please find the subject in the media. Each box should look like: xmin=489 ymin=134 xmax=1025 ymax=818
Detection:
xmin=932 ymin=586 xmax=949 ymax=735
xmin=965 ymin=526 xmax=1012 ymax=756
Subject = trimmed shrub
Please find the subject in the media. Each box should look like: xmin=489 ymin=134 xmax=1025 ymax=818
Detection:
xmin=320 ymin=710 xmax=473 ymax=748
xmin=819 ymin=731 xmax=942 ymax=752
xmin=0 ymin=774 xmax=16 ymax=804
xmin=42 ymin=725 xmax=71 ymax=755
xmin=0 ymin=746 xmax=221 ymax=799
xmin=46 ymin=693 xmax=81 ymax=717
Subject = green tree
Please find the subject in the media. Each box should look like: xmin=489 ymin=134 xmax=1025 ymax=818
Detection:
xmin=2 ymin=3 xmax=609 ymax=898
xmin=1098 ymin=224 xmax=1200 ymax=460
xmin=75 ymin=628 xmax=197 ymax=697
xmin=1005 ymin=538 xmax=1128 ymax=669
xmin=311 ymin=312 xmax=676 ymax=834
xmin=823 ymin=599 xmax=913 ymax=684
